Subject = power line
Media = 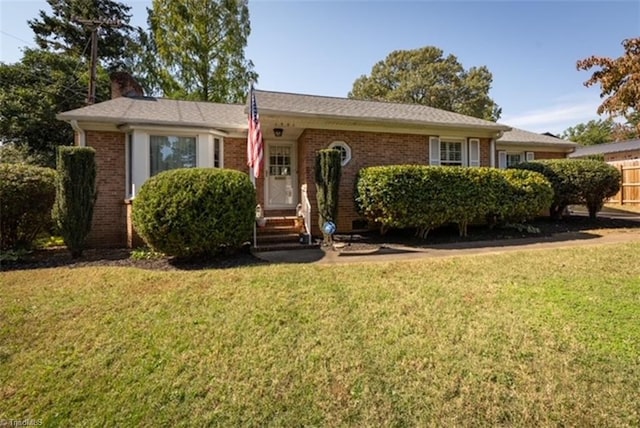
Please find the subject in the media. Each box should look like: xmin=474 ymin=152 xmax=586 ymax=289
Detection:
xmin=0 ymin=37 xmax=93 ymax=106
xmin=71 ymin=17 xmax=122 ymax=105
xmin=0 ymin=30 xmax=34 ymax=46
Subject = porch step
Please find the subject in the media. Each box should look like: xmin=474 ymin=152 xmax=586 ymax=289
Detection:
xmin=258 ymin=225 xmax=300 ymax=234
xmin=262 ymin=215 xmax=299 ymax=228
xmin=255 ymin=214 xmax=311 ymax=249
xmin=257 ymin=232 xmax=301 ymax=244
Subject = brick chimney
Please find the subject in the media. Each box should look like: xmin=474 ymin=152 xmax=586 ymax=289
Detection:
xmin=110 ymin=71 xmax=144 ymax=99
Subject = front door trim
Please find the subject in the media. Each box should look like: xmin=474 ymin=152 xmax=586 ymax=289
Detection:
xmin=264 ymin=140 xmax=298 ymax=210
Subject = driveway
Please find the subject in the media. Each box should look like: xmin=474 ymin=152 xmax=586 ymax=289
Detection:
xmin=570 ymin=205 xmax=640 ymax=221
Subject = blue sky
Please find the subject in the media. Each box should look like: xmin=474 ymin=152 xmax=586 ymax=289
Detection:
xmin=1 ymin=0 xmax=639 ymax=134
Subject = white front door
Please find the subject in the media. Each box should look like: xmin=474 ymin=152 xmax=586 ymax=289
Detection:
xmin=265 ymin=141 xmax=297 ymax=209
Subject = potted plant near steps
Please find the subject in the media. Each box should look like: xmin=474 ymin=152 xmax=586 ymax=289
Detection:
xmin=255 ymin=204 xmax=267 ymax=227
xmin=294 ymin=203 xmax=305 ymax=233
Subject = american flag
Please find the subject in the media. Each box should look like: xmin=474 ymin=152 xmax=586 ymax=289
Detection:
xmin=247 ymin=84 xmax=264 ymax=179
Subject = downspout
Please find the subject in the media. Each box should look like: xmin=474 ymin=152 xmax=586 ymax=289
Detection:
xmin=70 ymin=120 xmax=86 ymax=147
xmin=491 ymin=131 xmax=503 ymax=168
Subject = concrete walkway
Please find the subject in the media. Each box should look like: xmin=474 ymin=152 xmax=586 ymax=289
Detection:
xmin=255 ymin=207 xmax=640 ymax=265
xmin=255 ymin=228 xmax=640 ymax=265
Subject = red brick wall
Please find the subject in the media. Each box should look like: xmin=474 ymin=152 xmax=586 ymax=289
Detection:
xmin=225 ymin=137 xmax=265 ymax=206
xmin=297 ymin=130 xmax=491 ymax=235
xmin=480 ymin=139 xmax=491 ymax=166
xmin=84 ymin=131 xmax=127 ymax=247
xmin=605 ymin=149 xmax=640 ymax=161
xmin=532 ymin=151 xmax=568 ymax=160
xmin=224 ymin=137 xmax=249 ymax=172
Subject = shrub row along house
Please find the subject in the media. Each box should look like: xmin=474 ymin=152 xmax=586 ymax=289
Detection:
xmin=57 ymin=75 xmax=576 ymax=248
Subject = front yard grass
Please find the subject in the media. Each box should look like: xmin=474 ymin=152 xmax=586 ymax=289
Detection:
xmin=1 ymin=243 xmax=639 ymax=426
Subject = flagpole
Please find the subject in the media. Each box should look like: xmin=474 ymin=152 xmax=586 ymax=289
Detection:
xmin=247 ymin=82 xmax=262 ymax=250
xmin=251 ymin=166 xmax=257 ymax=249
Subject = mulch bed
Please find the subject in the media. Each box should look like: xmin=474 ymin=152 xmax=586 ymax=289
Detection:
xmin=2 ymin=215 xmax=638 ymax=272
xmin=334 ymin=215 xmax=640 ymax=252
xmin=1 ymin=247 xmax=267 ymax=272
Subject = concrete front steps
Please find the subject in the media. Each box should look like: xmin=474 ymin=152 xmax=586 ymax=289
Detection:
xmin=253 ymin=213 xmax=318 ymax=252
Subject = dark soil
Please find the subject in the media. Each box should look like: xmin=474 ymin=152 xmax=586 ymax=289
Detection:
xmin=1 ymin=246 xmax=267 ymax=272
xmin=2 ymin=215 xmax=638 ymax=272
xmin=334 ymin=215 xmax=640 ymax=252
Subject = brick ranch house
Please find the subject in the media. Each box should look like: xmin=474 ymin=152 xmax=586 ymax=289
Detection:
xmin=57 ymin=83 xmax=577 ymax=248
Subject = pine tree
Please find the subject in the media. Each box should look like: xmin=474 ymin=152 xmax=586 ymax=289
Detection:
xmin=28 ymin=0 xmax=141 ymax=71
xmin=147 ymin=0 xmax=258 ymax=102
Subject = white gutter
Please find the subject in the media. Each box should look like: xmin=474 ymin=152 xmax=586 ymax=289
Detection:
xmin=70 ymin=120 xmax=86 ymax=147
xmin=491 ymin=131 xmax=503 ymax=168
xmin=490 ymin=138 xmax=495 ymax=167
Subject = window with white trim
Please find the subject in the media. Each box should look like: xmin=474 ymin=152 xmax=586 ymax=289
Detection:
xmin=506 ymin=153 xmax=522 ymax=167
xmin=440 ymin=140 xmax=463 ymax=166
xmin=213 ymin=137 xmax=222 ymax=168
xmin=150 ymin=135 xmax=197 ymax=176
xmin=328 ymin=141 xmax=351 ymax=166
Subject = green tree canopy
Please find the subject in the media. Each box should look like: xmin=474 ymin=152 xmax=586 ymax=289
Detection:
xmin=0 ymin=49 xmax=109 ymax=166
xmin=28 ymin=0 xmax=141 ymax=71
xmin=561 ymin=117 xmax=639 ymax=145
xmin=561 ymin=119 xmax=615 ymax=146
xmin=349 ymin=46 xmax=501 ymax=121
xmin=577 ymin=37 xmax=640 ymax=132
xmin=146 ymin=0 xmax=258 ymax=103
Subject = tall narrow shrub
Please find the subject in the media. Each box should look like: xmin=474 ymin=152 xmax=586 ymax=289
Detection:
xmin=53 ymin=147 xmax=97 ymax=258
xmin=315 ymin=149 xmax=342 ymax=235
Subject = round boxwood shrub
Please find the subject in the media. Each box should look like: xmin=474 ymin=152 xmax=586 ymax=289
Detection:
xmin=0 ymin=163 xmax=56 ymax=250
xmin=132 ymin=168 xmax=255 ymax=258
xmin=511 ymin=159 xmax=621 ymax=219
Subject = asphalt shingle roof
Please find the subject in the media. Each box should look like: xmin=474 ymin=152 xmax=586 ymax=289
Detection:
xmin=254 ymin=90 xmax=509 ymax=131
xmin=57 ymin=97 xmax=247 ymax=129
xmin=57 ymin=91 xmax=571 ymax=151
xmin=568 ymin=139 xmax=640 ymax=157
xmin=498 ymin=127 xmax=578 ymax=148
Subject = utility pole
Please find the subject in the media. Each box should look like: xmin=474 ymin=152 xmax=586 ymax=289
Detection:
xmin=72 ymin=17 xmax=121 ymax=105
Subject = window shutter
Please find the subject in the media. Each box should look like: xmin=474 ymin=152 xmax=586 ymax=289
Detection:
xmin=526 ymin=151 xmax=535 ymax=162
xmin=429 ymin=137 xmax=440 ymax=166
xmin=468 ymin=138 xmax=480 ymax=167
xmin=498 ymin=150 xmax=507 ymax=169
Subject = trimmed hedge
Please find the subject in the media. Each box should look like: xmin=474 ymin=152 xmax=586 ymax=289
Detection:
xmin=132 ymin=168 xmax=255 ymax=258
xmin=0 ymin=163 xmax=56 ymax=250
xmin=355 ymin=166 xmax=552 ymax=237
xmin=53 ymin=146 xmax=97 ymax=258
xmin=511 ymin=159 xmax=621 ymax=219
xmin=315 ymin=149 xmax=342 ymax=234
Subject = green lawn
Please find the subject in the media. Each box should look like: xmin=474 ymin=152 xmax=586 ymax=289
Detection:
xmin=1 ymin=243 xmax=639 ymax=426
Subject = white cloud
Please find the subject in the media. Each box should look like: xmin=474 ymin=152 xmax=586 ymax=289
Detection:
xmin=501 ymin=95 xmax=603 ymax=134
